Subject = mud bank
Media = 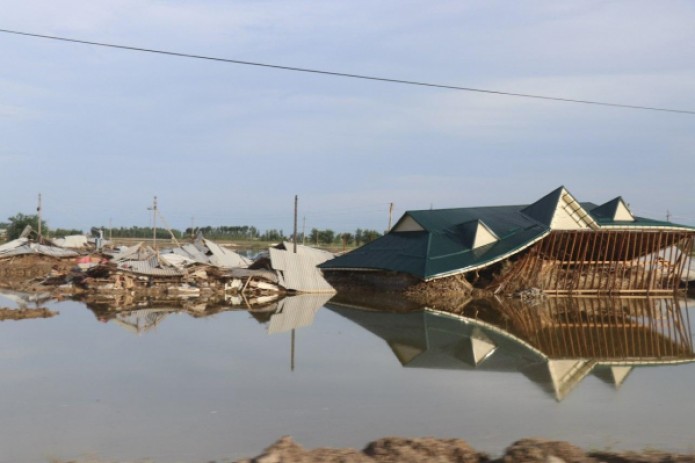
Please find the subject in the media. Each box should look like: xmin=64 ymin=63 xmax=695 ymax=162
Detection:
xmin=237 ymin=436 xmax=695 ymax=463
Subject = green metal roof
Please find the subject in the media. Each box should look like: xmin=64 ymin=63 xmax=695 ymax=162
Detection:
xmin=320 ymin=187 xmax=695 ymax=280
xmin=321 ymin=203 xmax=549 ymax=279
xmin=520 ymin=186 xmax=565 ymax=227
xmin=583 ymin=201 xmax=695 ymax=229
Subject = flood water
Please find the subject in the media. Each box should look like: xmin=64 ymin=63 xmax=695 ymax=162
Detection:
xmin=1 ymin=292 xmax=695 ymax=462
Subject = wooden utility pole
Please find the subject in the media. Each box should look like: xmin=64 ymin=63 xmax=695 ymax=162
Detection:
xmin=302 ymin=216 xmax=306 ymax=246
xmin=37 ymin=193 xmax=42 ymax=242
xmin=387 ymin=202 xmax=394 ymax=232
xmin=109 ymin=217 xmax=113 ymax=241
xmin=291 ymin=195 xmax=298 ymax=371
xmin=152 ymin=196 xmax=158 ymax=251
xmin=293 ymin=195 xmax=298 ymax=254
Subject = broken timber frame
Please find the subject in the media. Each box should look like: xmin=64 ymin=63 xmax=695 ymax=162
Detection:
xmin=494 ymin=230 xmax=694 ymax=296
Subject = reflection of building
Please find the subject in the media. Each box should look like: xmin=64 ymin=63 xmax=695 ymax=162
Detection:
xmin=108 ymin=308 xmax=179 ymax=334
xmin=327 ymin=297 xmax=694 ymax=401
xmin=268 ymin=294 xmax=333 ymax=334
xmin=82 ymin=293 xmax=331 ymax=336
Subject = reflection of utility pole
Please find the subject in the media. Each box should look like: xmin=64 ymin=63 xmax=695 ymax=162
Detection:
xmin=291 ymin=329 xmax=295 ymax=372
xmin=37 ymin=193 xmax=42 ymax=242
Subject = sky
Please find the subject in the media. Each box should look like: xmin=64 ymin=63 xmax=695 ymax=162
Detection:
xmin=1 ymin=1 xmax=695 ymax=234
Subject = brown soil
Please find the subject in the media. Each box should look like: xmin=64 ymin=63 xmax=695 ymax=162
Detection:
xmin=0 ymin=255 xmax=77 ymax=292
xmin=237 ymin=436 xmax=695 ymax=463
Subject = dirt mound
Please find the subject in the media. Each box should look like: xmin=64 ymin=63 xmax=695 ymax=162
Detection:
xmin=237 ymin=436 xmax=486 ymax=463
xmin=237 ymin=436 xmax=695 ymax=463
xmin=503 ymin=438 xmax=594 ymax=463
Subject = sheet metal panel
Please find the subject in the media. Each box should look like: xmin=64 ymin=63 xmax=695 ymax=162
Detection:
xmin=223 ymin=268 xmax=279 ymax=283
xmin=109 ymin=243 xmax=154 ymax=262
xmin=52 ymin=235 xmax=89 ymax=248
xmin=179 ymin=244 xmax=209 ymax=262
xmin=117 ymin=260 xmax=184 ymax=277
xmin=203 ymin=239 xmax=250 ymax=268
xmin=0 ymin=242 xmax=79 ymax=258
xmin=0 ymin=238 xmax=28 ymax=254
xmin=269 ymin=247 xmax=335 ymax=293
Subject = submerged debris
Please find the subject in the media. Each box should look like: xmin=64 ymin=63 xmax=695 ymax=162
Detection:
xmin=0 ymin=307 xmax=57 ymax=320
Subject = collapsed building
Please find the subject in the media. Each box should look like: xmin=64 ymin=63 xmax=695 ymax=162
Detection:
xmin=0 ymin=233 xmax=336 ymax=307
xmin=320 ymin=186 xmax=695 ymax=297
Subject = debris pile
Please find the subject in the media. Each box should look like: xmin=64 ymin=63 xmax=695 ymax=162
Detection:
xmin=0 ymin=236 xmax=336 ymax=307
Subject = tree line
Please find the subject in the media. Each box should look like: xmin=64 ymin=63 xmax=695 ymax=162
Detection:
xmin=1 ymin=213 xmax=81 ymax=241
xmin=1 ymin=213 xmax=383 ymax=246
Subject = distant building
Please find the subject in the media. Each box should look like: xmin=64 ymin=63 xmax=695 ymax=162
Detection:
xmin=320 ymin=186 xmax=695 ymax=295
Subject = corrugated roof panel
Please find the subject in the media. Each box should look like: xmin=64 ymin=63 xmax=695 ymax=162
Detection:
xmin=0 ymin=242 xmax=79 ymax=258
xmin=159 ymin=253 xmax=198 ymax=268
xmin=109 ymin=243 xmax=155 ymax=262
xmin=179 ymin=244 xmax=209 ymax=262
xmin=52 ymin=235 xmax=89 ymax=248
xmin=203 ymin=239 xmax=250 ymax=268
xmin=224 ymin=267 xmax=279 ymax=283
xmin=117 ymin=260 xmax=184 ymax=277
xmin=0 ymin=238 xmax=29 ymax=254
xmin=269 ymin=248 xmax=335 ymax=293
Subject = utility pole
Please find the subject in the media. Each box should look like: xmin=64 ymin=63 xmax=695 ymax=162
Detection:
xmin=109 ymin=217 xmax=113 ymax=241
xmin=302 ymin=216 xmax=306 ymax=246
xmin=152 ymin=196 xmax=158 ymax=251
xmin=667 ymin=210 xmax=672 ymax=222
xmin=37 ymin=193 xmax=42 ymax=243
xmin=293 ymin=195 xmax=298 ymax=254
xmin=387 ymin=202 xmax=394 ymax=232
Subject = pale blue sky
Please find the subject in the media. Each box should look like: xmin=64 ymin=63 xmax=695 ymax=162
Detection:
xmin=1 ymin=1 xmax=694 ymax=234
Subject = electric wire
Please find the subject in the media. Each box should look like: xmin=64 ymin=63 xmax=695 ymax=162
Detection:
xmin=1 ymin=28 xmax=694 ymax=115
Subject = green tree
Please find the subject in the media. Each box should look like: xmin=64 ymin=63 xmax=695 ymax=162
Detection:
xmin=53 ymin=228 xmax=84 ymax=237
xmin=362 ymin=229 xmax=382 ymax=243
xmin=318 ymin=229 xmax=335 ymax=245
xmin=6 ymin=213 xmax=48 ymax=240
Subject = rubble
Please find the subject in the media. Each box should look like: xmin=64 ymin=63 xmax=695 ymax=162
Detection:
xmin=0 ymin=235 xmax=335 ymax=304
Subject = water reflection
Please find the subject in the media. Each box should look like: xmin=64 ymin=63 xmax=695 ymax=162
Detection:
xmin=77 ymin=292 xmax=332 ymax=335
xmin=0 ymin=289 xmax=54 ymax=309
xmin=2 ymin=286 xmax=693 ymax=402
xmin=327 ymin=296 xmax=694 ymax=401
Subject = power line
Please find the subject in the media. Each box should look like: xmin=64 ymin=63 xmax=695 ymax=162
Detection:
xmin=1 ymin=28 xmax=694 ymax=115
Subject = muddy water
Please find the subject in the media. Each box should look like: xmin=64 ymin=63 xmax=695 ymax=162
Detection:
xmin=1 ymin=294 xmax=695 ymax=462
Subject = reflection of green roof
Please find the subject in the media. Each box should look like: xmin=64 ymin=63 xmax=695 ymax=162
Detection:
xmin=320 ymin=187 xmax=695 ymax=280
